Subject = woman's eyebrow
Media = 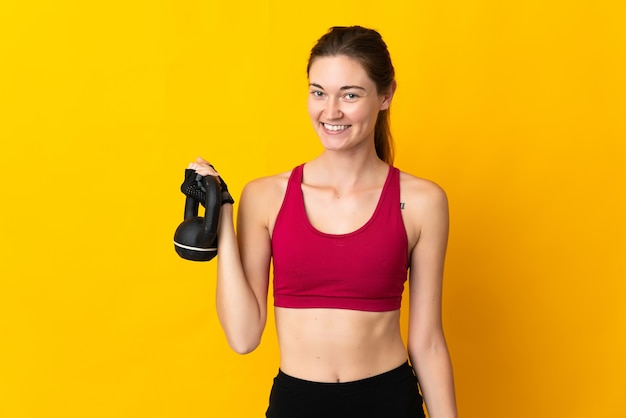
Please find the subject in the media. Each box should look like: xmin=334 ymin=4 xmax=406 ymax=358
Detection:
xmin=339 ymin=85 xmax=366 ymax=91
xmin=309 ymin=83 xmax=367 ymax=91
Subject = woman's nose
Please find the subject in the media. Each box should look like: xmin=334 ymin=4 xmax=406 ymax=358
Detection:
xmin=324 ymin=99 xmax=343 ymax=119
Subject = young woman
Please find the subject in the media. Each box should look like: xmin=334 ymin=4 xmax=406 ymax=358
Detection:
xmin=188 ymin=26 xmax=458 ymax=418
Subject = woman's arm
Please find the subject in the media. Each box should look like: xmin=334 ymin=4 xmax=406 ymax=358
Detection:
xmin=190 ymin=158 xmax=273 ymax=354
xmin=405 ymin=178 xmax=458 ymax=418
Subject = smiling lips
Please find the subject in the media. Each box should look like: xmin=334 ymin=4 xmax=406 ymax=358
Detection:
xmin=323 ymin=123 xmax=351 ymax=132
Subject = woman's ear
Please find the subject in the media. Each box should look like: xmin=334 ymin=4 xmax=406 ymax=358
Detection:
xmin=380 ymin=80 xmax=397 ymax=110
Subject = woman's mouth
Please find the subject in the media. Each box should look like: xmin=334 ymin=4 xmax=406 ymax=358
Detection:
xmin=322 ymin=123 xmax=350 ymax=132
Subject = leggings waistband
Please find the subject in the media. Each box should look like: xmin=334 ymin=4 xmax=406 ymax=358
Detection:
xmin=275 ymin=361 xmax=416 ymax=392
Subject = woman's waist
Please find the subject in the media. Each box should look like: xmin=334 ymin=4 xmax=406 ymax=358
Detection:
xmin=275 ymin=307 xmax=407 ymax=382
xmin=278 ymin=346 xmax=408 ymax=383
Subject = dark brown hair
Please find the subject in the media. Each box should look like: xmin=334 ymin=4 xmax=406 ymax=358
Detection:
xmin=307 ymin=26 xmax=396 ymax=164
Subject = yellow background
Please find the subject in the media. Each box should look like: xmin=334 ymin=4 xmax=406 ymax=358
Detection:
xmin=1 ymin=1 xmax=624 ymax=417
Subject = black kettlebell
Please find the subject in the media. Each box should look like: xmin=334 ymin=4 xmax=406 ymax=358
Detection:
xmin=173 ymin=175 xmax=221 ymax=261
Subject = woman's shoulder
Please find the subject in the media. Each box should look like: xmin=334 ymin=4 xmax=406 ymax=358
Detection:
xmin=244 ymin=168 xmax=292 ymax=191
xmin=397 ymin=170 xmax=449 ymax=246
xmin=240 ymin=167 xmax=295 ymax=205
xmin=398 ymin=170 xmax=448 ymax=210
xmin=399 ymin=170 xmax=447 ymax=196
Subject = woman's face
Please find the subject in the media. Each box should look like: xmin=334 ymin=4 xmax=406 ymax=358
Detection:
xmin=307 ymin=55 xmax=392 ymax=155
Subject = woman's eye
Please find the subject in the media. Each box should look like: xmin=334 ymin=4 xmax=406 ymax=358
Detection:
xmin=344 ymin=93 xmax=358 ymax=100
xmin=311 ymin=91 xmax=324 ymax=98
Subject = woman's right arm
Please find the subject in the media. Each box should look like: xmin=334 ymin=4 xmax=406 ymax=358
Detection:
xmin=214 ymin=178 xmax=273 ymax=354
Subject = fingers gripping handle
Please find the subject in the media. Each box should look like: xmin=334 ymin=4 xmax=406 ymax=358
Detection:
xmin=181 ymin=169 xmax=234 ymax=208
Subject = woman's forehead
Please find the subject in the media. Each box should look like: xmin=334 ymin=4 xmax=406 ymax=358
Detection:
xmin=308 ymin=56 xmax=373 ymax=88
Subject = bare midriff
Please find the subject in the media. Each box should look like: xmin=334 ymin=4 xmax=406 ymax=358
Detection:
xmin=275 ymin=307 xmax=408 ymax=383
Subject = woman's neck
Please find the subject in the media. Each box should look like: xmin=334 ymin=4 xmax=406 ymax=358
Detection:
xmin=305 ymin=151 xmax=389 ymax=191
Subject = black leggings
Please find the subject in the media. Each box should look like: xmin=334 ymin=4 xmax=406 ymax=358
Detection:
xmin=265 ymin=362 xmax=425 ymax=418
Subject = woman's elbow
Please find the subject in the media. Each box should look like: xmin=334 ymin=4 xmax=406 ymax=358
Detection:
xmin=224 ymin=330 xmax=263 ymax=355
xmin=408 ymin=329 xmax=448 ymax=355
xmin=229 ymin=339 xmax=260 ymax=355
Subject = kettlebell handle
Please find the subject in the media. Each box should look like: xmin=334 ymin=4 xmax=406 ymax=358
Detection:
xmin=186 ymin=175 xmax=221 ymax=245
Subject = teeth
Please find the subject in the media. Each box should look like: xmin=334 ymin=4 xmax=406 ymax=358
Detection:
xmin=323 ymin=123 xmax=349 ymax=131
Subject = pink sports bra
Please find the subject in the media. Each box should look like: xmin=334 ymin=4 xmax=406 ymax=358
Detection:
xmin=271 ymin=164 xmax=409 ymax=312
